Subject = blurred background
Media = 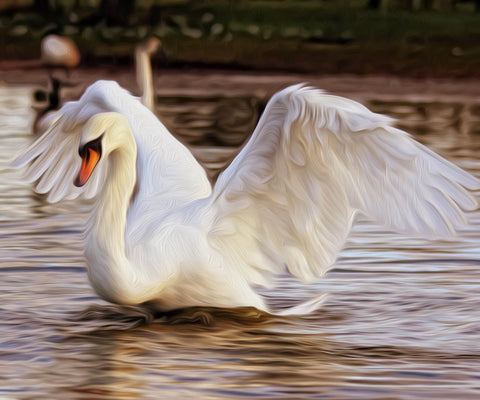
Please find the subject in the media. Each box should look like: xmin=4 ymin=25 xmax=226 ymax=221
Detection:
xmin=2 ymin=0 xmax=480 ymax=148
xmin=1 ymin=0 xmax=480 ymax=76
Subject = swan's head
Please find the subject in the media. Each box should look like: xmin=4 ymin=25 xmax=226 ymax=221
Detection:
xmin=41 ymin=34 xmax=81 ymax=68
xmin=136 ymin=37 xmax=162 ymax=55
xmin=74 ymin=112 xmax=135 ymax=187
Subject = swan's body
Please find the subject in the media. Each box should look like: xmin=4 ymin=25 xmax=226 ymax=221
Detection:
xmin=13 ymin=81 xmax=479 ymax=314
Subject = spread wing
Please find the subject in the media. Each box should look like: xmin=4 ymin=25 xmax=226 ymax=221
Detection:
xmin=12 ymin=80 xmax=210 ymax=207
xmin=209 ymin=84 xmax=479 ymax=286
xmin=11 ymin=114 xmax=107 ymax=203
xmin=11 ymin=82 xmax=128 ymax=203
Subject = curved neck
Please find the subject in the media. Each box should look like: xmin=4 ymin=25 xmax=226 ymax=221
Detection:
xmin=90 ymin=149 xmax=135 ymax=252
xmin=135 ymin=48 xmax=154 ymax=111
xmin=85 ymin=128 xmax=142 ymax=304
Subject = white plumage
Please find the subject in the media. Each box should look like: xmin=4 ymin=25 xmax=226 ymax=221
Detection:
xmin=12 ymin=81 xmax=479 ymax=315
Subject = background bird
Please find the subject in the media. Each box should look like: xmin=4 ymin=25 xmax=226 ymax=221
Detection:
xmin=135 ymin=37 xmax=162 ymax=112
xmin=41 ymin=34 xmax=81 ymax=78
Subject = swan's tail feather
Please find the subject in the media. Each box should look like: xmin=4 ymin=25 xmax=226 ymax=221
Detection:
xmin=275 ymin=293 xmax=328 ymax=316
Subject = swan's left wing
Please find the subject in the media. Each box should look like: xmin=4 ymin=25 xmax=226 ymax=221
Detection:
xmin=13 ymin=80 xmax=211 ymax=209
xmin=209 ymin=85 xmax=479 ymax=286
xmin=12 ymin=81 xmax=138 ymax=203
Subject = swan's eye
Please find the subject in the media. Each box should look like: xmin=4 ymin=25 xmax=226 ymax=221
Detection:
xmin=79 ymin=133 xmax=104 ymax=158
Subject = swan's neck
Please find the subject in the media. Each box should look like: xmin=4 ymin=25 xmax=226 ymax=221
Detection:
xmin=85 ymin=141 xmax=140 ymax=304
xmin=135 ymin=49 xmax=154 ymax=111
xmin=92 ymin=150 xmax=134 ymax=251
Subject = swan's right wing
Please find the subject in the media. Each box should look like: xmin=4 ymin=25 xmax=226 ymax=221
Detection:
xmin=11 ymin=81 xmax=131 ymax=202
xmin=208 ymin=85 xmax=479 ymax=287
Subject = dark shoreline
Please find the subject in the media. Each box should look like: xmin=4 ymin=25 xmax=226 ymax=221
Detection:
xmin=2 ymin=2 xmax=480 ymax=78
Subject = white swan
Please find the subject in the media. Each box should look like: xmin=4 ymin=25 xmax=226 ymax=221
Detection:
xmin=12 ymin=81 xmax=479 ymax=315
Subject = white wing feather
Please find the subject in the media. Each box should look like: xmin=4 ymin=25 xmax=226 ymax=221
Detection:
xmin=12 ymin=80 xmax=211 ymax=208
xmin=11 ymin=85 xmax=119 ymax=202
xmin=209 ymin=85 xmax=479 ymax=285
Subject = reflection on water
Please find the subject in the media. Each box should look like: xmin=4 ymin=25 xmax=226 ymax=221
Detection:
xmin=157 ymin=94 xmax=264 ymax=146
xmin=0 ymin=82 xmax=479 ymax=400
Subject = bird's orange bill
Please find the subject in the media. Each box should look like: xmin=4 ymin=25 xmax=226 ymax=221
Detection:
xmin=74 ymin=147 xmax=100 ymax=187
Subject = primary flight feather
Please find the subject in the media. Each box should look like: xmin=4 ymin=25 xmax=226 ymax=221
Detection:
xmin=12 ymin=81 xmax=479 ymax=315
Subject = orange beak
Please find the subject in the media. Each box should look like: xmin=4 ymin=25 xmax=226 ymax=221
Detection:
xmin=74 ymin=147 xmax=100 ymax=187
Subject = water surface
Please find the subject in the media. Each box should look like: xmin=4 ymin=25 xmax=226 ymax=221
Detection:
xmin=0 ymin=82 xmax=479 ymax=400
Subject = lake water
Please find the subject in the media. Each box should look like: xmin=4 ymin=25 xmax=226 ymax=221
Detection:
xmin=0 ymin=78 xmax=479 ymax=400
